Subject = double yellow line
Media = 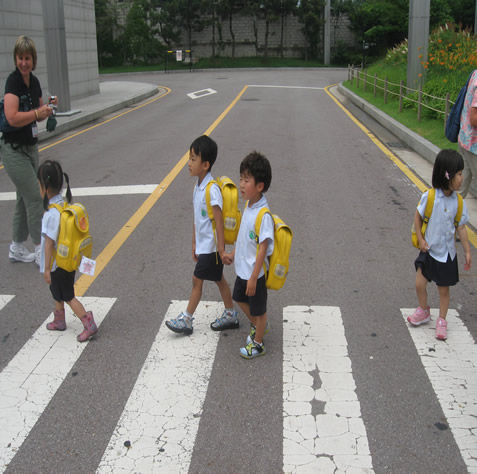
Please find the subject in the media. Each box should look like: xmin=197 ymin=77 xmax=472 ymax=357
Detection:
xmin=325 ymin=84 xmax=477 ymax=249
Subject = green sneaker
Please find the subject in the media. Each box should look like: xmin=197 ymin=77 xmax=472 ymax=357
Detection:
xmin=240 ymin=340 xmax=266 ymax=359
xmin=246 ymin=321 xmax=270 ymax=345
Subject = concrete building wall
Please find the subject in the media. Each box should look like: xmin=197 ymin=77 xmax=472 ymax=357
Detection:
xmin=0 ymin=0 xmax=99 ymax=103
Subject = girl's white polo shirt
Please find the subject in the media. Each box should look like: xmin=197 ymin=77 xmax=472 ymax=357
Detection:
xmin=40 ymin=193 xmax=63 ymax=273
xmin=417 ymin=188 xmax=469 ymax=263
xmin=234 ymin=195 xmax=274 ymax=280
xmin=193 ymin=172 xmax=223 ymax=255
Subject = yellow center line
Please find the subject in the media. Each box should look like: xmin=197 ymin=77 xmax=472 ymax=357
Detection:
xmin=324 ymin=84 xmax=477 ymax=249
xmin=75 ymin=85 xmax=249 ymax=296
xmin=39 ymin=86 xmax=172 ymax=152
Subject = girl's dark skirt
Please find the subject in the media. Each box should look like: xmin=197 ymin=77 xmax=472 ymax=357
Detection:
xmin=415 ymin=251 xmax=459 ymax=287
xmin=50 ymin=267 xmax=76 ymax=302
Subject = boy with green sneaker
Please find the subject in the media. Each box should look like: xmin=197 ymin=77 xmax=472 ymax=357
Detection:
xmin=223 ymin=152 xmax=274 ymax=359
xmin=165 ymin=135 xmax=239 ymax=335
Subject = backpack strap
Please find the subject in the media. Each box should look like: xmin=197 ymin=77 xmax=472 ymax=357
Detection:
xmin=205 ymin=179 xmax=219 ymax=263
xmin=254 ymin=207 xmax=273 ymax=279
xmin=48 ymin=203 xmax=64 ymax=213
xmin=454 ymin=193 xmax=464 ymax=228
xmin=422 ymin=188 xmax=435 ymax=225
xmin=47 ymin=203 xmax=65 ymax=270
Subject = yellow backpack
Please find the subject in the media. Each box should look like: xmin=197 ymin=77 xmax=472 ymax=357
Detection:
xmin=254 ymin=208 xmax=293 ymax=290
xmin=411 ymin=188 xmax=463 ymax=248
xmin=206 ymin=176 xmax=241 ymax=245
xmin=49 ymin=203 xmax=93 ymax=272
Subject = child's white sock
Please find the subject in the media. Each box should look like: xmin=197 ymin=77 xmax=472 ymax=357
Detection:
xmin=184 ymin=311 xmax=193 ymax=318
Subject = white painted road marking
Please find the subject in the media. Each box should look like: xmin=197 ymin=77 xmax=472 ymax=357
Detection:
xmin=401 ymin=308 xmax=477 ymax=473
xmin=283 ymin=305 xmax=374 ymax=473
xmin=248 ymin=85 xmax=325 ymax=90
xmin=187 ymin=88 xmax=217 ymax=99
xmin=97 ymin=300 xmax=222 ymax=473
xmin=0 ymin=295 xmax=14 ymax=310
xmin=0 ymin=185 xmax=158 ymax=201
xmin=0 ymin=297 xmax=116 ymax=471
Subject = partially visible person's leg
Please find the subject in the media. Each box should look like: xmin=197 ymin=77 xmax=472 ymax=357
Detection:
xmin=459 ymin=145 xmax=477 ymax=198
xmin=2 ymin=144 xmax=43 ymax=245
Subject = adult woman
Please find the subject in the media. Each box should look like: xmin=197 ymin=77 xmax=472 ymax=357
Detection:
xmin=1 ymin=36 xmax=56 ymax=265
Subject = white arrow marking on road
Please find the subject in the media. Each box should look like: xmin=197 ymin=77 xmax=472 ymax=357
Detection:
xmin=283 ymin=305 xmax=374 ymax=473
xmin=401 ymin=308 xmax=477 ymax=472
xmin=0 ymin=297 xmax=116 ymax=471
xmin=0 ymin=185 xmax=159 ymax=201
xmin=97 ymin=300 xmax=222 ymax=473
xmin=0 ymin=295 xmax=15 ymax=310
xmin=187 ymin=88 xmax=217 ymax=100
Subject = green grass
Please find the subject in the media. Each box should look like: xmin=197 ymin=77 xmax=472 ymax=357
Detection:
xmin=342 ymin=78 xmax=457 ymax=151
xmin=99 ymin=56 xmax=330 ymax=74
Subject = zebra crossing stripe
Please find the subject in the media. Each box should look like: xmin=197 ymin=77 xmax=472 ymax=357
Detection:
xmin=0 ymin=297 xmax=116 ymax=471
xmin=97 ymin=300 xmax=222 ymax=473
xmin=283 ymin=305 xmax=374 ymax=473
xmin=401 ymin=308 xmax=477 ymax=472
xmin=0 ymin=295 xmax=14 ymax=310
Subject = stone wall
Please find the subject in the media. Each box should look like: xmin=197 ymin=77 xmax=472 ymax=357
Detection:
xmin=0 ymin=0 xmax=99 ymax=102
xmin=177 ymin=13 xmax=357 ymax=59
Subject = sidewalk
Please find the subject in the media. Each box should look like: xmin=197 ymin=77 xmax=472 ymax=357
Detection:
xmin=37 ymin=80 xmax=164 ymax=142
xmin=335 ymin=83 xmax=477 ymax=234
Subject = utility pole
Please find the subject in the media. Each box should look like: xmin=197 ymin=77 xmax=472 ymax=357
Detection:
xmin=323 ymin=0 xmax=330 ymax=65
xmin=407 ymin=0 xmax=430 ymax=91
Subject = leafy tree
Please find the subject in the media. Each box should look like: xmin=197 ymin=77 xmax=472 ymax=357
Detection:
xmin=176 ymin=0 xmax=207 ymax=52
xmin=156 ymin=0 xmax=183 ymax=47
xmin=345 ymin=0 xmax=408 ymax=54
xmin=215 ymin=0 xmax=242 ymax=57
xmin=279 ymin=0 xmax=297 ymax=58
xmin=95 ymin=0 xmax=123 ymax=66
xmin=448 ymin=0 xmax=475 ymax=31
xmin=297 ymin=0 xmax=326 ymax=60
xmin=124 ymin=0 xmax=163 ymax=63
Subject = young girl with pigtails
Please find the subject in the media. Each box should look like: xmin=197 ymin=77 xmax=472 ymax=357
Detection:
xmin=37 ymin=160 xmax=97 ymax=342
xmin=409 ymin=149 xmax=472 ymax=340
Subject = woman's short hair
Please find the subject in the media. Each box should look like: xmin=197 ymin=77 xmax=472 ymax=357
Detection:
xmin=13 ymin=36 xmax=37 ymax=70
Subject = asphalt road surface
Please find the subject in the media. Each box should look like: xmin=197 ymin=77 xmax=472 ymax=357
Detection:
xmin=1 ymin=69 xmax=476 ymax=473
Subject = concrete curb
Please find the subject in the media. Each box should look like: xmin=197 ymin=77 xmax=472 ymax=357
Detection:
xmin=38 ymin=83 xmax=161 ymax=142
xmin=337 ymin=82 xmax=440 ymax=164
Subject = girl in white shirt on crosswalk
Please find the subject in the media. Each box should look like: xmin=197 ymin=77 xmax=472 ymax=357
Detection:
xmin=408 ymin=149 xmax=472 ymax=340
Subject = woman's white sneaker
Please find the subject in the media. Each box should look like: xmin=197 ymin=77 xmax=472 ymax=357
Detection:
xmin=9 ymin=242 xmax=35 ymax=263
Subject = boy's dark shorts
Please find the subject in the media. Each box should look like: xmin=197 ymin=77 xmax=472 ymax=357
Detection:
xmin=50 ymin=267 xmax=76 ymax=302
xmin=232 ymin=275 xmax=267 ymax=317
xmin=415 ymin=251 xmax=459 ymax=287
xmin=194 ymin=252 xmax=223 ymax=281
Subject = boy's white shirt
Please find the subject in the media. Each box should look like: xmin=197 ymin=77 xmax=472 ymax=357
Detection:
xmin=193 ymin=172 xmax=223 ymax=255
xmin=40 ymin=193 xmax=63 ymax=273
xmin=234 ymin=195 xmax=274 ymax=280
xmin=417 ymin=188 xmax=469 ymax=263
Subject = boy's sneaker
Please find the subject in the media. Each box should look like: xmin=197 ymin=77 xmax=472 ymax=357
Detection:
xmin=246 ymin=321 xmax=270 ymax=345
xmin=240 ymin=340 xmax=266 ymax=360
xmin=165 ymin=312 xmax=194 ymax=335
xmin=210 ymin=310 xmax=239 ymax=331
xmin=407 ymin=306 xmax=431 ymax=326
xmin=436 ymin=317 xmax=447 ymax=340
xmin=9 ymin=242 xmax=35 ymax=263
